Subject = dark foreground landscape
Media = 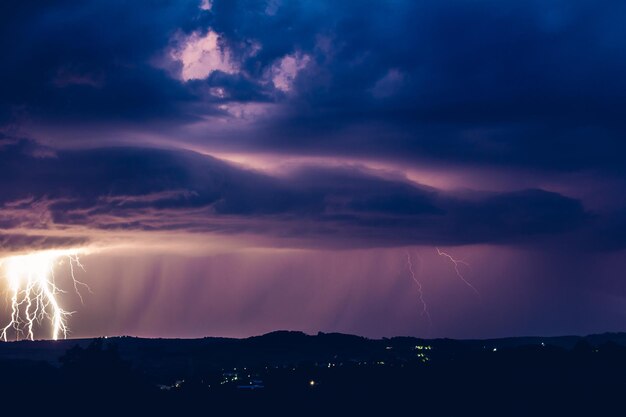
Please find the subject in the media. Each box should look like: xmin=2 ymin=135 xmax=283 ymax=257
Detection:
xmin=1 ymin=331 xmax=625 ymax=416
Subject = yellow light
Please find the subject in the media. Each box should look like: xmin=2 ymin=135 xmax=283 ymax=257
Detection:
xmin=0 ymin=248 xmax=90 ymax=341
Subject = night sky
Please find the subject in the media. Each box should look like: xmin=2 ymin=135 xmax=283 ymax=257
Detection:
xmin=1 ymin=0 xmax=626 ymax=339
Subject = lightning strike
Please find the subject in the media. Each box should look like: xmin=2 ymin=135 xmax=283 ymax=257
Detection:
xmin=406 ymin=251 xmax=432 ymax=328
xmin=0 ymin=248 xmax=91 ymax=341
xmin=435 ymin=247 xmax=480 ymax=296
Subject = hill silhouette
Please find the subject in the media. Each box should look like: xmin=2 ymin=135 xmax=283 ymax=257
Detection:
xmin=1 ymin=331 xmax=626 ymax=416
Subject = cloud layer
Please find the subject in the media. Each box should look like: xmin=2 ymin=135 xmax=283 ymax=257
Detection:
xmin=0 ymin=140 xmax=591 ymax=251
xmin=0 ymin=1 xmax=623 ymax=173
xmin=1 ymin=1 xmax=625 ymax=338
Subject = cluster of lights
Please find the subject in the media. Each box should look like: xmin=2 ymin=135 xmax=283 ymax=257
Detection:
xmin=415 ymin=345 xmax=432 ymax=363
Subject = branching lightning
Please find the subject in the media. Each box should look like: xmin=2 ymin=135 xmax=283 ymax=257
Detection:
xmin=0 ymin=248 xmax=90 ymax=341
xmin=435 ymin=247 xmax=480 ymax=296
xmin=405 ymin=251 xmax=432 ymax=328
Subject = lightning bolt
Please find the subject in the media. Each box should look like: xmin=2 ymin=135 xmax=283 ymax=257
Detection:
xmin=67 ymin=254 xmax=91 ymax=305
xmin=435 ymin=247 xmax=480 ymax=296
xmin=0 ymin=248 xmax=90 ymax=341
xmin=406 ymin=251 xmax=432 ymax=328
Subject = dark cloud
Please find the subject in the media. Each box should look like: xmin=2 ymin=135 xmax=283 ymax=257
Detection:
xmin=0 ymin=140 xmax=590 ymax=247
xmin=0 ymin=0 xmax=201 ymax=124
xmin=0 ymin=0 xmax=623 ymax=250
xmin=205 ymin=0 xmax=626 ymax=173
xmin=1 ymin=0 xmax=625 ymax=175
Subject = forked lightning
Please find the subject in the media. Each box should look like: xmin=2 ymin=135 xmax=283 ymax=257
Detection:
xmin=0 ymin=248 xmax=90 ymax=341
xmin=436 ymin=247 xmax=480 ymax=296
xmin=406 ymin=251 xmax=432 ymax=328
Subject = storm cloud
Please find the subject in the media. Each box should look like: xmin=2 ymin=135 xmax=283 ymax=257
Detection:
xmin=1 ymin=1 xmax=625 ymax=173
xmin=0 ymin=139 xmax=590 ymax=249
xmin=1 ymin=1 xmax=626 ymax=339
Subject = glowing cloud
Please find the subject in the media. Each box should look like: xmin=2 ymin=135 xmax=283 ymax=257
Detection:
xmin=199 ymin=0 xmax=212 ymax=11
xmin=271 ymin=52 xmax=311 ymax=92
xmin=172 ymin=30 xmax=237 ymax=81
